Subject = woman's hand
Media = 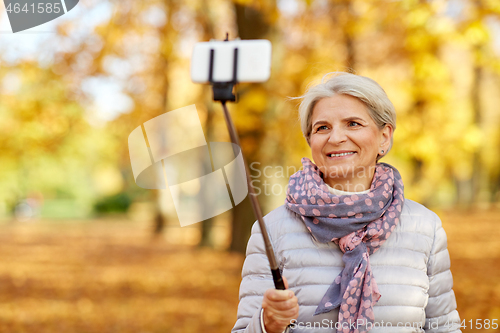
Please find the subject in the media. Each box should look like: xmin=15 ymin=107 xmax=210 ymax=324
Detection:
xmin=262 ymin=277 xmax=299 ymax=333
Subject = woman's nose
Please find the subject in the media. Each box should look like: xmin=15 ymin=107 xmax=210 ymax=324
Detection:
xmin=327 ymin=127 xmax=347 ymax=145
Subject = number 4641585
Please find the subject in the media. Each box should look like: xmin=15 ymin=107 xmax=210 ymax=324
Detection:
xmin=6 ymin=3 xmax=62 ymax=14
xmin=445 ymin=319 xmax=498 ymax=330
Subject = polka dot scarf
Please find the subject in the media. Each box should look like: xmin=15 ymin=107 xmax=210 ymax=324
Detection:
xmin=285 ymin=158 xmax=404 ymax=333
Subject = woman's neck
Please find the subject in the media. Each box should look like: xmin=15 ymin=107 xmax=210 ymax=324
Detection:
xmin=325 ymin=184 xmax=370 ymax=195
xmin=323 ymin=167 xmax=376 ymax=192
xmin=324 ymin=177 xmax=371 ymax=192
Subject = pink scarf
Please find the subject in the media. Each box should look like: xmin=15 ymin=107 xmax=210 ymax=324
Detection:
xmin=285 ymin=158 xmax=404 ymax=332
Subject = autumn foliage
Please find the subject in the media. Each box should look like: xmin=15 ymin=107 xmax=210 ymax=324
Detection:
xmin=1 ymin=0 xmax=500 ymax=331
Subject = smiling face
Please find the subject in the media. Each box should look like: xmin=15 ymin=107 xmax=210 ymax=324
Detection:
xmin=309 ymin=94 xmax=392 ymax=191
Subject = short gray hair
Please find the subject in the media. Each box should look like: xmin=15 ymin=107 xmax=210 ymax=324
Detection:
xmin=296 ymin=72 xmax=396 ymax=160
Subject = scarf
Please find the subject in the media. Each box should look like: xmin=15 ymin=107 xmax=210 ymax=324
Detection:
xmin=284 ymin=158 xmax=404 ymax=333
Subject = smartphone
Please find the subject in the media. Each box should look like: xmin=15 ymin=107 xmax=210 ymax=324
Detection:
xmin=191 ymin=39 xmax=272 ymax=84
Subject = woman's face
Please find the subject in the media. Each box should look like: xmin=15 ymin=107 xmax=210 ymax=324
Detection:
xmin=309 ymin=94 xmax=392 ymax=191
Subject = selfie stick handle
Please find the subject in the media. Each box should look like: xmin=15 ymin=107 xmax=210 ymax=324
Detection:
xmin=209 ymin=35 xmax=285 ymax=291
xmin=220 ymin=101 xmax=285 ymax=291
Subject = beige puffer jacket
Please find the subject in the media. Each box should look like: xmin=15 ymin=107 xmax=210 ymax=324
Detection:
xmin=232 ymin=199 xmax=461 ymax=333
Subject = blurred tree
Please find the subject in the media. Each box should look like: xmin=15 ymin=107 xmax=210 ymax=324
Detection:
xmin=55 ymin=0 xmax=182 ymax=232
xmin=454 ymin=0 xmax=500 ymax=205
xmin=0 ymin=61 xmax=93 ymax=211
xmin=228 ymin=0 xmax=276 ymax=254
xmin=2 ymin=0 xmax=500 ymax=245
xmin=196 ymin=0 xmax=217 ymax=248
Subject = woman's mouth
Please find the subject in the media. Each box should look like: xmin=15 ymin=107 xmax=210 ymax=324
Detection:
xmin=327 ymin=151 xmax=356 ymax=158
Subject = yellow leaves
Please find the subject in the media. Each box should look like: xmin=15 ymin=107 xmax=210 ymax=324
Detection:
xmin=2 ymin=197 xmax=499 ymax=331
xmin=427 ymin=16 xmax=455 ymax=35
xmin=407 ymin=7 xmax=432 ymax=29
xmin=400 ymin=0 xmax=420 ymax=11
xmin=232 ymin=0 xmax=255 ymax=5
xmin=283 ymin=53 xmax=307 ymax=76
xmin=412 ymin=53 xmax=449 ymax=81
xmin=92 ymin=164 xmax=124 ymax=196
xmin=461 ymin=124 xmax=483 ymax=153
xmin=232 ymin=86 xmax=268 ymax=135
xmin=464 ymin=21 xmax=490 ymax=46
xmin=411 ymin=135 xmax=438 ymax=162
xmin=164 ymin=224 xmax=202 ymax=245
xmin=484 ymin=0 xmax=500 ymax=13
xmin=76 ymin=298 xmax=94 ymax=315
xmin=241 ymin=86 xmax=268 ymax=111
xmin=405 ymin=31 xmax=432 ymax=52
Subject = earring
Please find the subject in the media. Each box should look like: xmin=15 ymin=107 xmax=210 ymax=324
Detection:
xmin=381 ymin=150 xmax=385 ymax=154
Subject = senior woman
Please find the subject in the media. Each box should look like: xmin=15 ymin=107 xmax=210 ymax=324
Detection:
xmin=232 ymin=73 xmax=461 ymax=333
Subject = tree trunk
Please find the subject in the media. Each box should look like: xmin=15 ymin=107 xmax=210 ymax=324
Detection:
xmin=470 ymin=62 xmax=483 ymax=204
xmin=229 ymin=2 xmax=271 ymax=254
xmin=153 ymin=0 xmax=176 ymax=235
xmin=342 ymin=0 xmax=356 ymax=70
xmin=197 ymin=1 xmax=217 ymax=247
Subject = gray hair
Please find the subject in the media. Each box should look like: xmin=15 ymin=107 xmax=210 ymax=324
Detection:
xmin=295 ymin=72 xmax=396 ymax=160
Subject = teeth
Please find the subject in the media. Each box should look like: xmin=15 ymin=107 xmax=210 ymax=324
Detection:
xmin=328 ymin=152 xmax=355 ymax=157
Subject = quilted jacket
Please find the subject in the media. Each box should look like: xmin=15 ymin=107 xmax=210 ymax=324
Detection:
xmin=232 ymin=199 xmax=461 ymax=333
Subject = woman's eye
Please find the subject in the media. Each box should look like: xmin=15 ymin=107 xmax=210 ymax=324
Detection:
xmin=317 ymin=125 xmax=329 ymax=131
xmin=349 ymin=121 xmax=360 ymax=127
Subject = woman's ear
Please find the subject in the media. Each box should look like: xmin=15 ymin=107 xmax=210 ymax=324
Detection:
xmin=379 ymin=124 xmax=393 ymax=152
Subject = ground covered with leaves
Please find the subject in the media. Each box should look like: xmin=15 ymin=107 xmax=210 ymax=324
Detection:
xmin=0 ymin=218 xmax=243 ymax=333
xmin=0 ymin=208 xmax=498 ymax=333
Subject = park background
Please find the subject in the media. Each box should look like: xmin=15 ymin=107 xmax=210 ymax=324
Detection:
xmin=0 ymin=0 xmax=499 ymax=332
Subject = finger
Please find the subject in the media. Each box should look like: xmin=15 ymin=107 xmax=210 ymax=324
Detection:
xmin=263 ymin=304 xmax=299 ymax=320
xmin=263 ymin=304 xmax=300 ymax=331
xmin=283 ymin=276 xmax=289 ymax=289
xmin=263 ymin=295 xmax=298 ymax=311
xmin=264 ymin=288 xmax=294 ymax=302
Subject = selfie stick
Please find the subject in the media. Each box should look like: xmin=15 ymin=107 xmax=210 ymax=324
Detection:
xmin=208 ymin=36 xmax=285 ymax=291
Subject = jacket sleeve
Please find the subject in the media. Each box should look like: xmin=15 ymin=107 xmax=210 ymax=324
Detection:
xmin=232 ymin=221 xmax=279 ymax=333
xmin=424 ymin=212 xmax=461 ymax=333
